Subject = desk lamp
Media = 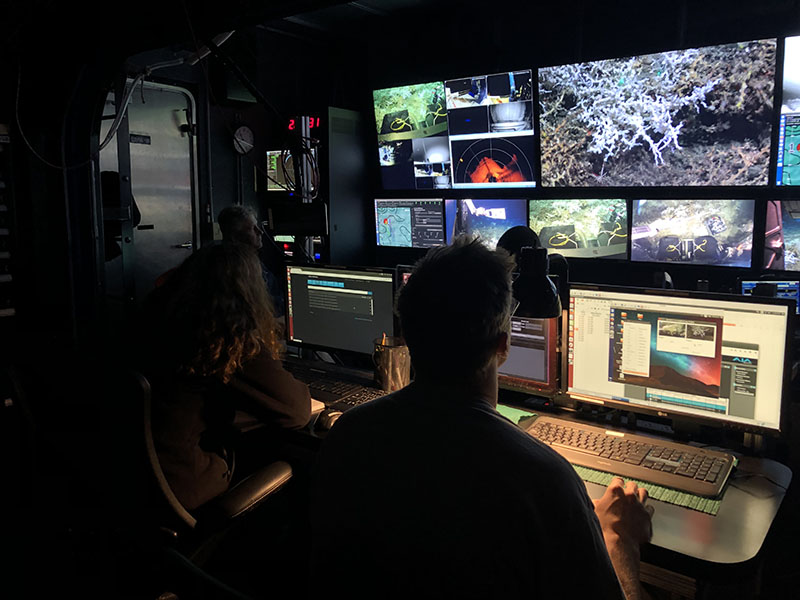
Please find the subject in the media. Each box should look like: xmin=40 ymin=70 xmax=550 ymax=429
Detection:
xmin=513 ymin=246 xmax=562 ymax=318
xmin=497 ymin=226 xmax=562 ymax=319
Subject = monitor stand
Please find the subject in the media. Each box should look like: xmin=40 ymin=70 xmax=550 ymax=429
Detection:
xmin=743 ymin=432 xmax=766 ymax=455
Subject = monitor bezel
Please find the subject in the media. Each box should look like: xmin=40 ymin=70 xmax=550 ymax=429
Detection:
xmin=560 ymin=282 xmax=795 ymax=436
xmin=284 ymin=263 xmax=398 ymax=357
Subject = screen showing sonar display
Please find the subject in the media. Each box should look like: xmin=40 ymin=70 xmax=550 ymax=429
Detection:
xmin=529 ymin=199 xmax=628 ymax=258
xmin=373 ymin=69 xmax=537 ymax=190
xmin=631 ymin=200 xmax=754 ymax=267
xmin=446 ymin=70 xmax=536 ymax=189
xmin=539 ymin=39 xmax=776 ymax=186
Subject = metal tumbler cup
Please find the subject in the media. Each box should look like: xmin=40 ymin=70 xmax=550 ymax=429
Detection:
xmin=373 ymin=336 xmax=411 ymax=392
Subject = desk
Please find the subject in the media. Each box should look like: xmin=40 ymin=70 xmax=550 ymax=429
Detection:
xmin=498 ymin=404 xmax=793 ymax=598
xmin=497 ymin=404 xmax=792 ymax=564
xmin=588 ymin=456 xmax=791 ymax=565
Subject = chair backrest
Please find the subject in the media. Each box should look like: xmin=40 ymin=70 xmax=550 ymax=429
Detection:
xmin=136 ymin=370 xmax=199 ymax=530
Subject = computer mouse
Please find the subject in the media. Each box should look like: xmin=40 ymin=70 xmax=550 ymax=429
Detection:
xmin=318 ymin=410 xmax=343 ymax=430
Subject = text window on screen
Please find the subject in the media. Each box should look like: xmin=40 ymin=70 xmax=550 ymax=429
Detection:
xmin=568 ymin=288 xmax=786 ymax=431
xmin=307 ymin=280 xmax=375 ymax=317
xmin=287 ymin=267 xmax=394 ymax=355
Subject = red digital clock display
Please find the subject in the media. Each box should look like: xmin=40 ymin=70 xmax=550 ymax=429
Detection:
xmin=288 ymin=117 xmax=321 ymax=131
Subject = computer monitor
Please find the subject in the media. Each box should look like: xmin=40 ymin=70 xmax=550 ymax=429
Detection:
xmin=374 ymin=81 xmax=450 ymax=190
xmin=266 ymin=150 xmax=293 ymax=191
xmin=566 ymin=284 xmax=793 ymax=434
xmin=538 ymin=38 xmax=776 ymax=186
xmin=444 ymin=199 xmax=528 ymax=249
xmin=529 ymin=199 xmax=628 ymax=258
xmin=375 ymin=199 xmax=445 ymax=248
xmin=763 ymin=200 xmax=800 ymax=271
xmin=446 ymin=69 xmax=536 ymax=189
xmin=498 ymin=316 xmax=558 ymax=396
xmin=631 ymin=199 xmax=754 ymax=267
xmin=285 ymin=265 xmax=396 ymax=355
xmin=373 ymin=70 xmax=537 ymax=190
xmin=777 ymin=35 xmax=800 ymax=186
xmin=741 ymin=280 xmax=800 ymax=314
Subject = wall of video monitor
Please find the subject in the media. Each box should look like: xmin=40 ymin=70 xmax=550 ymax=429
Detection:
xmin=374 ymin=70 xmax=537 ymax=190
xmin=370 ymin=33 xmax=800 ymax=277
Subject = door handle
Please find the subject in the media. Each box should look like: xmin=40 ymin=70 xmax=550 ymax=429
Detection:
xmin=172 ymin=242 xmax=192 ymax=249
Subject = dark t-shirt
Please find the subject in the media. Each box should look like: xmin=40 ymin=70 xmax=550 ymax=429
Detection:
xmin=310 ymin=383 xmax=625 ymax=599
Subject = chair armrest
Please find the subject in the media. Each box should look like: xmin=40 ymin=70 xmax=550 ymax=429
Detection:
xmin=212 ymin=460 xmax=293 ymax=520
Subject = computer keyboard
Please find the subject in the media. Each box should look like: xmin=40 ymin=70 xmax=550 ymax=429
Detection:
xmin=284 ymin=360 xmax=386 ymax=409
xmin=526 ymin=416 xmax=735 ymax=498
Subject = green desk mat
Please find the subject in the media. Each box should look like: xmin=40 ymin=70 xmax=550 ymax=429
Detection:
xmin=572 ymin=465 xmax=722 ymax=516
xmin=497 ymin=404 xmax=536 ymax=424
xmin=497 ymin=405 xmax=722 ymax=516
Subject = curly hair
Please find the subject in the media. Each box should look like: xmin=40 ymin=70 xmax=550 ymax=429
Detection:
xmin=145 ymin=243 xmax=282 ymax=383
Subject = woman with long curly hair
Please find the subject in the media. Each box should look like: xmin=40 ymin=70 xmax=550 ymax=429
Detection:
xmin=139 ymin=242 xmax=310 ymax=510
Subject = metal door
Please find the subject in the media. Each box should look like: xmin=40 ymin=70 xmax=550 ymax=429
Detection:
xmin=100 ymin=80 xmax=197 ymax=303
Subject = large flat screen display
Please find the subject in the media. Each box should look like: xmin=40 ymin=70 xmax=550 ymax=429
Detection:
xmin=777 ymin=35 xmax=800 ymax=186
xmin=444 ymin=199 xmax=528 ymax=249
xmin=529 ymin=199 xmax=628 ymax=258
xmin=539 ymin=39 xmax=776 ymax=186
xmin=764 ymin=200 xmax=800 ymax=271
xmin=631 ymin=200 xmax=754 ymax=267
xmin=567 ymin=285 xmax=791 ymax=434
xmin=446 ymin=70 xmax=536 ymax=189
xmin=373 ymin=70 xmax=536 ymax=190
xmin=374 ymin=199 xmax=445 ymax=248
xmin=374 ymin=81 xmax=450 ymax=190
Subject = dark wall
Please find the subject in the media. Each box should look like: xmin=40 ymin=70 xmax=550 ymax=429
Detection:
xmin=3 ymin=0 xmax=800 ymax=358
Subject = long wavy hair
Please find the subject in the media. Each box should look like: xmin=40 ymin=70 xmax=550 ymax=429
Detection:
xmin=144 ymin=243 xmax=282 ymax=383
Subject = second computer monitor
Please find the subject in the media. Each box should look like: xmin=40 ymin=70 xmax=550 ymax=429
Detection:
xmin=286 ymin=265 xmax=396 ymax=355
xmin=566 ymin=284 xmax=792 ymax=434
xmin=498 ymin=316 xmax=558 ymax=395
xmin=741 ymin=279 xmax=800 ymax=314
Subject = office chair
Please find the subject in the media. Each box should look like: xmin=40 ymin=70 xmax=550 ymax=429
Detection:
xmin=119 ymin=368 xmax=293 ymax=598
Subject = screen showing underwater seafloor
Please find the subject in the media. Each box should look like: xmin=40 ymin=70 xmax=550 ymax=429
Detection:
xmin=631 ymin=200 xmax=755 ymax=267
xmin=529 ymin=199 xmax=628 ymax=259
xmin=538 ymin=39 xmax=776 ymax=187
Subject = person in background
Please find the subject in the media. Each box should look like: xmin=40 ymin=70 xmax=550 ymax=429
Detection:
xmin=217 ymin=205 xmax=286 ymax=318
xmin=310 ymin=236 xmax=653 ymax=600
xmin=138 ymin=242 xmax=310 ymax=510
